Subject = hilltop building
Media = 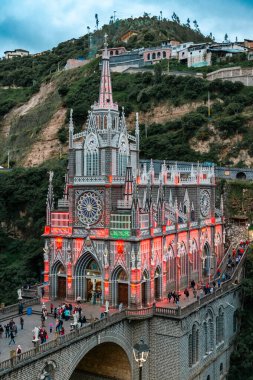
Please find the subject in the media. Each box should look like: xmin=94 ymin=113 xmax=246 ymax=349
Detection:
xmin=43 ymin=36 xmax=224 ymax=308
xmin=4 ymin=49 xmax=29 ymax=59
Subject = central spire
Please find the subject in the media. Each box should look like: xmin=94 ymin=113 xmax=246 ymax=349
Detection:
xmin=95 ymin=34 xmax=118 ymax=111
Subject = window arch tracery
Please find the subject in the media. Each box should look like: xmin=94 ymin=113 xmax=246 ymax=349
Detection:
xmin=84 ymin=133 xmax=99 ymax=176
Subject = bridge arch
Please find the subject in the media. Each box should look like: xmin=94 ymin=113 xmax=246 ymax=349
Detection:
xmin=236 ymin=171 xmax=246 ymax=180
xmin=68 ymin=336 xmax=133 ymax=380
xmin=74 ymin=251 xmax=102 ymax=302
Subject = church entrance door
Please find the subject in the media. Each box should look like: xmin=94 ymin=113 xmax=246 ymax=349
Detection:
xmin=118 ymin=283 xmax=128 ymax=305
xmin=57 ymin=276 xmax=66 ymax=299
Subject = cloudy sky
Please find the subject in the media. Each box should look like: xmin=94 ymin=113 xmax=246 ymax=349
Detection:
xmin=0 ymin=0 xmax=252 ymax=57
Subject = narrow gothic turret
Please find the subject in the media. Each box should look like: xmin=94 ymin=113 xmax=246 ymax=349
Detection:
xmin=43 ymin=39 xmax=224 ymax=308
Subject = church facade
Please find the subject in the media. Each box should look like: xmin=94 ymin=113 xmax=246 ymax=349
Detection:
xmin=43 ymin=37 xmax=224 ymax=308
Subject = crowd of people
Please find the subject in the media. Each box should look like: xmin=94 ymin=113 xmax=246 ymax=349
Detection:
xmin=167 ymin=240 xmax=250 ymax=306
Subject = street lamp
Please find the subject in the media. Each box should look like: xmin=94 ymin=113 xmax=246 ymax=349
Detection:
xmin=133 ymin=339 xmax=150 ymax=380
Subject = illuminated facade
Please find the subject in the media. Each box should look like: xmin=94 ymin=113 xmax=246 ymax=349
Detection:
xmin=43 ymin=36 xmax=224 ymax=307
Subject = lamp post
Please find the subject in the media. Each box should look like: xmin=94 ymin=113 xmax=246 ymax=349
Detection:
xmin=247 ymin=223 xmax=250 ymax=241
xmin=133 ymin=339 xmax=150 ymax=380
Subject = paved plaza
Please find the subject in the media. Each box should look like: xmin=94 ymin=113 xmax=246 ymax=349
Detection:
xmin=0 ymin=300 xmax=110 ymax=362
xmin=0 ymin=287 xmax=209 ymax=363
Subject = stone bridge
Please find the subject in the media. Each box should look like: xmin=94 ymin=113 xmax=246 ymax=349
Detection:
xmin=0 ymin=245 xmax=247 ymax=380
xmin=140 ymin=159 xmax=253 ymax=181
xmin=0 ymin=284 xmax=244 ymax=379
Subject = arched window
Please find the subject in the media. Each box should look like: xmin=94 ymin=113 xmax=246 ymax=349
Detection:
xmin=167 ymin=246 xmax=175 ymax=281
xmin=189 ymin=324 xmax=199 ymax=367
xmin=118 ymin=136 xmax=128 ymax=176
xmin=84 ymin=134 xmax=99 ymax=176
xmin=204 ymin=311 xmax=214 ymax=355
xmin=179 ymin=244 xmax=187 ymax=276
xmin=163 ymin=51 xmax=166 ymax=58
xmin=216 ymin=307 xmax=224 ymax=345
xmin=191 ymin=240 xmax=198 ymax=272
xmin=152 ymin=52 xmax=156 ymax=60
xmin=147 ymin=53 xmax=150 ymax=60
xmin=157 ymin=51 xmax=161 ymax=58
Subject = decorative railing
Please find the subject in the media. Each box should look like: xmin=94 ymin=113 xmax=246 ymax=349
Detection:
xmin=0 ymin=298 xmax=40 ymax=317
xmin=126 ymin=306 xmax=153 ymax=319
xmin=73 ymin=176 xmax=106 ymax=184
xmin=73 ymin=131 xmax=87 ymax=140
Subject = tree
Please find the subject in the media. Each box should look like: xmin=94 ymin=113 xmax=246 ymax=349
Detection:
xmin=224 ymin=33 xmax=228 ymax=42
xmin=186 ymin=18 xmax=190 ymax=27
xmin=193 ymin=20 xmax=199 ymax=31
xmin=172 ymin=12 xmax=180 ymax=23
xmin=95 ymin=14 xmax=99 ymax=30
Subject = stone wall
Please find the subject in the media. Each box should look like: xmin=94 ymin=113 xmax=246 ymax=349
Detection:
xmin=0 ymin=288 xmax=241 ymax=380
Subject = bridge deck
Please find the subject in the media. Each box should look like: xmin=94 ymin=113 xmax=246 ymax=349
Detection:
xmin=0 ymin=302 xmax=110 ymax=362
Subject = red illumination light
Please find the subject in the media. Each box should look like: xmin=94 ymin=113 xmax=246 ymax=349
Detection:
xmin=56 ymin=237 xmax=63 ymax=249
xmin=116 ymin=240 xmax=124 ymax=254
xmin=44 ymin=226 xmax=50 ymax=234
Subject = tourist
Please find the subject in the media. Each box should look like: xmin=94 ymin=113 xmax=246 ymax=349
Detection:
xmin=49 ymin=323 xmax=53 ymax=333
xmin=184 ymin=288 xmax=189 ymax=300
xmin=190 ymin=279 xmax=196 ymax=289
xmin=18 ymin=303 xmax=23 ymax=315
xmin=53 ymin=307 xmax=57 ymax=319
xmin=4 ymin=324 xmax=10 ymax=338
xmin=13 ymin=323 xmax=18 ymax=336
xmin=43 ymin=329 xmax=48 ymax=342
xmin=50 ymin=303 xmax=54 ymax=314
xmin=20 ymin=317 xmax=24 ymax=330
xmin=16 ymin=345 xmax=22 ymax=358
xmin=0 ymin=325 xmax=3 ymax=338
xmin=9 ymin=330 xmax=15 ymax=345
xmin=118 ymin=302 xmax=123 ymax=312
xmin=168 ymin=292 xmax=172 ymax=303
xmin=193 ymin=288 xmax=197 ymax=298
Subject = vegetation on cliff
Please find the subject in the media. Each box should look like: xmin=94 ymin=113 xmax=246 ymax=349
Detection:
xmin=229 ymin=246 xmax=253 ymax=379
xmin=0 ymin=159 xmax=66 ymax=304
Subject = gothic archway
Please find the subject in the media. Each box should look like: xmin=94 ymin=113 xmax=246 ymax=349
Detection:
xmin=203 ymin=242 xmax=211 ymax=277
xmin=154 ymin=266 xmax=162 ymax=300
xmin=190 ymin=239 xmax=199 ymax=282
xmin=141 ymin=269 xmax=149 ymax=306
xmin=74 ymin=252 xmax=102 ymax=302
xmin=111 ymin=266 xmax=129 ymax=306
xmin=178 ymin=242 xmax=188 ymax=289
xmin=51 ymin=260 xmax=66 ymax=299
xmin=166 ymin=245 xmax=176 ymax=292
xmin=69 ymin=342 xmax=131 ymax=380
